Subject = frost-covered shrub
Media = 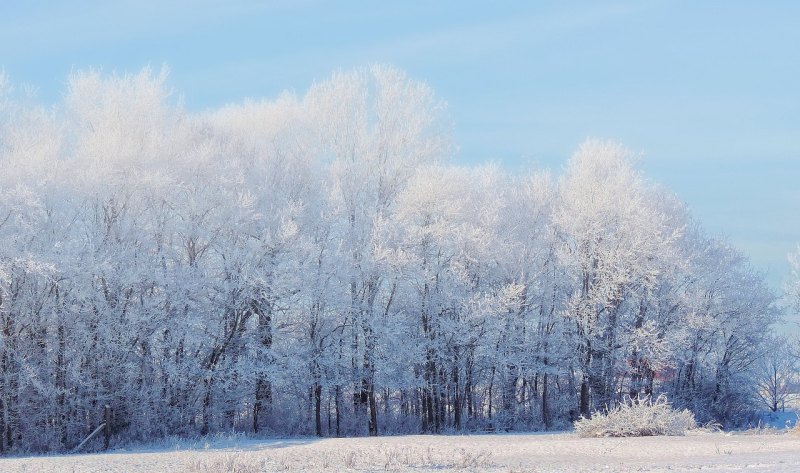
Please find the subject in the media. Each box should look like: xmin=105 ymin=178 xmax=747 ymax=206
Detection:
xmin=574 ymin=395 xmax=696 ymax=437
xmin=183 ymin=453 xmax=265 ymax=473
xmin=792 ymin=421 xmax=800 ymax=436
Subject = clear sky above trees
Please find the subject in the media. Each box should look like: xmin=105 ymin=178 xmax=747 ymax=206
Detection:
xmin=1 ymin=0 xmax=797 ymax=304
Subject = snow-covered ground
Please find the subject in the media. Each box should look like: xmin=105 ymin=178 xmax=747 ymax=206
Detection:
xmin=2 ymin=431 xmax=800 ymax=472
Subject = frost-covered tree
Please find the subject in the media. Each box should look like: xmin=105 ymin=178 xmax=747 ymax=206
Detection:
xmin=554 ymin=140 xmax=680 ymax=416
xmin=754 ymin=336 xmax=796 ymax=413
xmin=790 ymin=246 xmax=800 ymax=313
xmin=304 ymin=65 xmax=452 ymax=436
xmin=662 ymin=235 xmax=778 ymax=425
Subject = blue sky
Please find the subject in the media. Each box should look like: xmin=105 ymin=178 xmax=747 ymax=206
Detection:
xmin=1 ymin=1 xmax=798 ymax=309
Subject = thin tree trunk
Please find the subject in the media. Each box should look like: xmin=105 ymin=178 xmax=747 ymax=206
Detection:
xmin=334 ymin=384 xmax=341 ymax=437
xmin=579 ymin=339 xmax=592 ymax=418
xmin=314 ymin=383 xmax=322 ymax=437
xmin=103 ymin=405 xmax=111 ymax=450
xmin=201 ymin=375 xmax=213 ymax=436
xmin=542 ymin=372 xmax=550 ymax=429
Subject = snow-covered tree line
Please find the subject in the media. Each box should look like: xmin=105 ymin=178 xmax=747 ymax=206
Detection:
xmin=0 ymin=66 xmax=779 ymax=452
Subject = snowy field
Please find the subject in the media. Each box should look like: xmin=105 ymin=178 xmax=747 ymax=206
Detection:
xmin=2 ymin=431 xmax=800 ymax=472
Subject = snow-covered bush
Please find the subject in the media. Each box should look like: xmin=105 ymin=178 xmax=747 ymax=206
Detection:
xmin=792 ymin=420 xmax=800 ymax=436
xmin=574 ymin=395 xmax=696 ymax=437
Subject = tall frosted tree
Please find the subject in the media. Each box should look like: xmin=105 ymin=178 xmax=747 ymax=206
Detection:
xmin=304 ymin=65 xmax=452 ymax=435
xmin=554 ymin=140 xmax=679 ymax=416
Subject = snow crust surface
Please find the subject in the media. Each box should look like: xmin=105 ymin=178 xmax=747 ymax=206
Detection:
xmin=2 ymin=431 xmax=799 ymax=472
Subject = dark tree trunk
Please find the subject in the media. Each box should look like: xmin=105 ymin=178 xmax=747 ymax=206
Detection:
xmin=542 ymin=372 xmax=550 ymax=429
xmin=488 ymin=366 xmax=495 ymax=422
xmin=335 ymin=384 xmax=341 ymax=437
xmin=103 ymin=405 xmax=111 ymax=450
xmin=579 ymin=339 xmax=592 ymax=418
xmin=57 ymin=322 xmax=68 ymax=447
xmin=314 ymin=383 xmax=322 ymax=437
xmin=453 ymin=361 xmax=462 ymax=430
xmin=201 ymin=375 xmax=213 ymax=436
xmin=252 ymin=296 xmax=273 ymax=433
xmin=368 ymin=384 xmax=378 ymax=436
